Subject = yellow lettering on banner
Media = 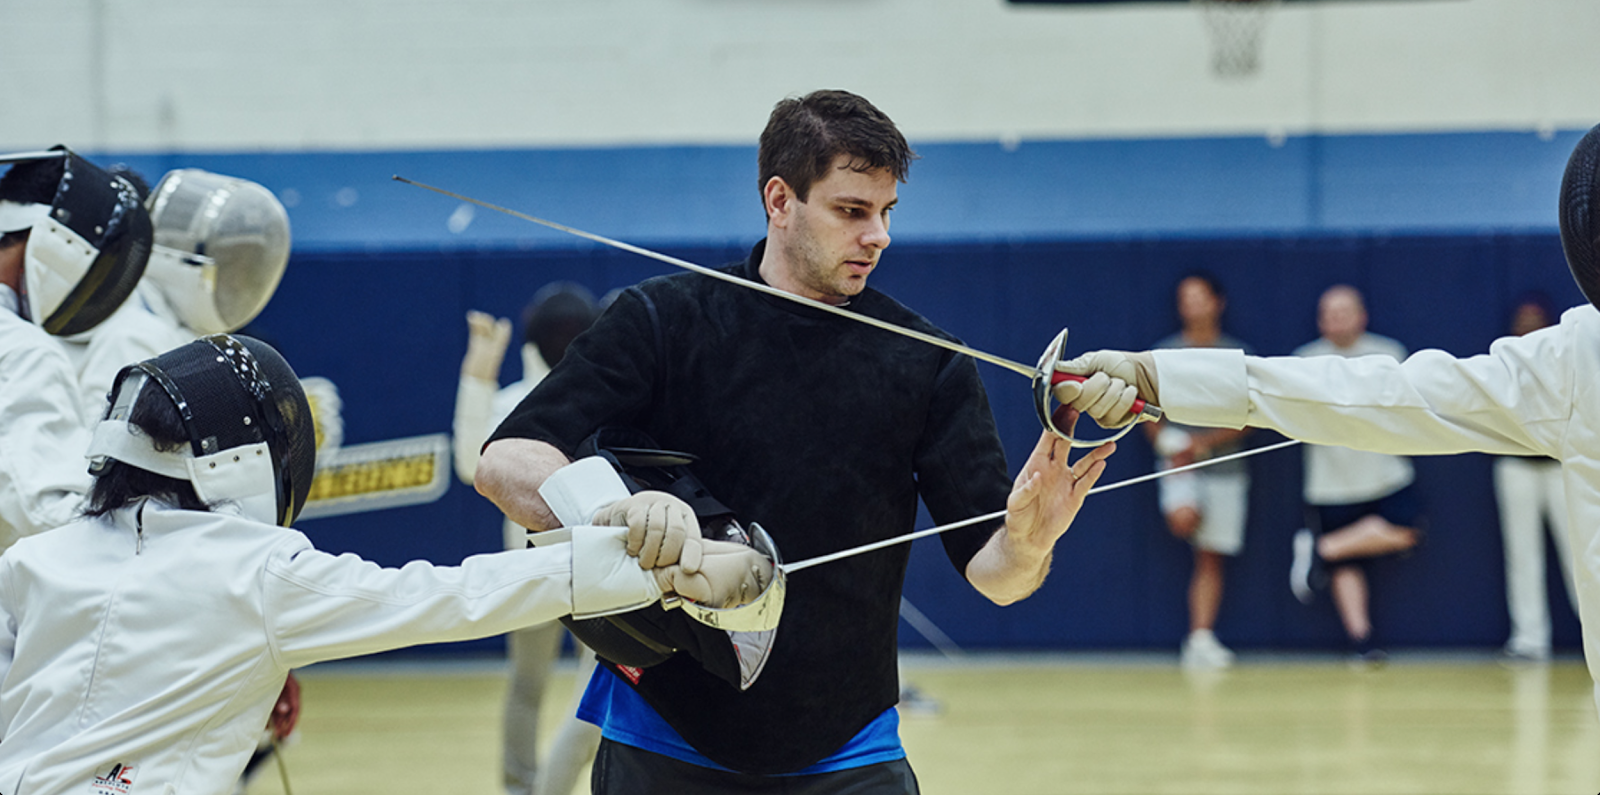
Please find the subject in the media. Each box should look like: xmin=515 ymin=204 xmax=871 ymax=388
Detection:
xmin=306 ymin=454 xmax=437 ymax=502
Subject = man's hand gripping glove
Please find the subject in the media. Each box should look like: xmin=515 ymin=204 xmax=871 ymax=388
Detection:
xmin=594 ymin=491 xmax=699 ymax=570
xmin=1051 ymin=350 xmax=1160 ymax=429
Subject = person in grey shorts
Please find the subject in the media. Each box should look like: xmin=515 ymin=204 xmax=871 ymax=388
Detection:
xmin=1147 ymin=272 xmax=1253 ymax=669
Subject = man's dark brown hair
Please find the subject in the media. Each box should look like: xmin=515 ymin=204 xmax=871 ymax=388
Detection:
xmin=757 ymin=90 xmax=917 ymax=213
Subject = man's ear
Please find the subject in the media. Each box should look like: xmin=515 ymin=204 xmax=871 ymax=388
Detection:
xmin=764 ymin=176 xmax=795 ymax=227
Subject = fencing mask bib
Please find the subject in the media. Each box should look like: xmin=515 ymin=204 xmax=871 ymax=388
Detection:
xmin=86 ymin=334 xmax=317 ymax=526
xmin=0 ymin=147 xmax=152 ymax=335
xmin=144 ymin=169 xmax=291 ymax=334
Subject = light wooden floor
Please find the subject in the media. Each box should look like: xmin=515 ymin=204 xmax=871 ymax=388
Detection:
xmin=249 ymin=653 xmax=1600 ymax=795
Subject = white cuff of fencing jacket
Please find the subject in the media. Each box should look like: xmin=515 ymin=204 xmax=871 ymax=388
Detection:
xmin=1152 ymin=347 xmax=1250 ymax=429
xmin=556 ymin=525 xmax=664 ymax=619
xmin=538 ymin=456 xmax=631 ymax=528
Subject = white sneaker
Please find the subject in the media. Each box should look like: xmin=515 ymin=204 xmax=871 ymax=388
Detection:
xmin=1290 ymin=528 xmax=1316 ymax=604
xmin=1180 ymin=629 xmax=1235 ymax=670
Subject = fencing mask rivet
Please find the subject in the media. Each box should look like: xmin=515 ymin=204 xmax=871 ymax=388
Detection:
xmin=209 ymin=462 xmax=217 ymax=469
xmin=243 ymin=416 xmax=252 ymax=426
xmin=232 ymin=455 xmax=240 ymax=462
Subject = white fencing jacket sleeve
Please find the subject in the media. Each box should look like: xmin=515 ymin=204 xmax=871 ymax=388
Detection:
xmin=1151 ymin=304 xmax=1600 ymax=716
xmin=0 ymin=308 xmax=92 ymax=549
xmin=0 ymin=504 xmax=658 ymax=795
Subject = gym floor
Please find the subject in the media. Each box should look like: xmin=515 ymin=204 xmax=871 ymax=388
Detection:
xmin=250 ymin=652 xmax=1599 ymax=795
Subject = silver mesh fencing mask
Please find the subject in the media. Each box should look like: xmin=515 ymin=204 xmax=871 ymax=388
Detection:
xmin=144 ymin=169 xmax=290 ymax=334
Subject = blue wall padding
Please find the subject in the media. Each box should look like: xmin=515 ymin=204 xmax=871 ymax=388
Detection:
xmin=254 ymin=231 xmax=1585 ymax=655
xmin=98 ymin=128 xmax=1582 ymax=255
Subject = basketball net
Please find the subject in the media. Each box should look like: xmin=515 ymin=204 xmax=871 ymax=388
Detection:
xmin=1194 ymin=0 xmax=1281 ymax=78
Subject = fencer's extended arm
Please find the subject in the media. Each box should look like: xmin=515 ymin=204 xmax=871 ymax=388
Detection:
xmin=266 ymin=526 xmax=666 ymax=668
xmin=475 ymin=437 xmax=571 ymax=531
xmin=965 ymin=431 xmax=1114 ymax=605
xmin=1151 ymin=317 xmax=1575 ymax=459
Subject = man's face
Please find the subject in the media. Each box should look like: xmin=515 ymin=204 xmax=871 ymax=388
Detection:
xmin=765 ymin=156 xmax=897 ymax=305
xmin=1176 ymin=277 xmax=1223 ymax=329
xmin=1317 ymin=289 xmax=1366 ymax=347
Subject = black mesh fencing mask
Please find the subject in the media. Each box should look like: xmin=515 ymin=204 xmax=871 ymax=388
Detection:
xmin=1560 ymin=123 xmax=1600 ymax=311
xmin=94 ymin=334 xmax=315 ymax=525
xmin=0 ymin=147 xmax=152 ymax=335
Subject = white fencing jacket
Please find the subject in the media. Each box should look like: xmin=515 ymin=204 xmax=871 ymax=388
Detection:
xmin=0 ymin=292 xmax=92 ymax=550
xmin=0 ymin=500 xmax=650 ymax=795
xmin=1153 ymin=304 xmax=1600 ymax=715
xmin=61 ymin=285 xmax=191 ymax=423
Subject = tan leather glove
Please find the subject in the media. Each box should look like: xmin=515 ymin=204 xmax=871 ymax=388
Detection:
xmin=461 ymin=310 xmax=513 ymax=381
xmin=1050 ymin=350 xmax=1160 ymax=428
xmin=652 ymin=538 xmax=774 ymax=609
xmin=595 ymin=491 xmax=701 ymax=570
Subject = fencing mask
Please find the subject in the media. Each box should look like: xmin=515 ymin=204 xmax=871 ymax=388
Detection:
xmin=559 ymin=427 xmax=781 ymax=691
xmin=86 ymin=334 xmax=317 ymax=526
xmin=143 ymin=169 xmax=291 ymax=334
xmin=1561 ymin=123 xmax=1600 ymax=311
xmin=0 ymin=147 xmax=152 ymax=335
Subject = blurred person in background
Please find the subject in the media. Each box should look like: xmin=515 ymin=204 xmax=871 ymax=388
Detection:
xmin=1494 ymin=291 xmax=1577 ymax=662
xmin=455 ymin=283 xmax=604 ymax=795
xmin=1146 ymin=271 xmax=1253 ymax=669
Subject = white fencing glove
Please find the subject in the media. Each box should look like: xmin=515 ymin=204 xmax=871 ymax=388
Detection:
xmin=1051 ymin=350 xmax=1160 ymax=428
xmin=595 ymin=491 xmax=701 ymax=571
xmin=653 ymin=538 xmax=774 ymax=609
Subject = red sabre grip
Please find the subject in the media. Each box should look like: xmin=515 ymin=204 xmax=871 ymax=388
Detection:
xmin=1049 ymin=371 xmax=1152 ymax=417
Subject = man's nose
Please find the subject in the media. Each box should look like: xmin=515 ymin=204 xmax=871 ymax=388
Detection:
xmin=862 ymin=217 xmax=890 ymax=250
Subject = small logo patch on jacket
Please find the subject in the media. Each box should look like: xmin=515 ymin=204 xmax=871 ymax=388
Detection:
xmin=90 ymin=762 xmax=137 ymax=795
xmin=616 ymin=665 xmax=643 ymax=684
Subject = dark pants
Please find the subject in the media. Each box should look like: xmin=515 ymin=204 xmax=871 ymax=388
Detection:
xmin=591 ymin=738 xmax=921 ymax=795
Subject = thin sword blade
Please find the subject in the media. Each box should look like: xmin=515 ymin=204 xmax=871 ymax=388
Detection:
xmin=392 ymin=176 xmax=1037 ymax=378
xmin=779 ymin=439 xmax=1300 ymax=574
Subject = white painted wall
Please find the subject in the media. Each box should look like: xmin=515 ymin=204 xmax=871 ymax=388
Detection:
xmin=2 ymin=0 xmax=1596 ymax=152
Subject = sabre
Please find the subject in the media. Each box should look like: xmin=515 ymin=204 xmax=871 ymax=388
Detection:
xmin=393 ymin=176 xmax=1160 ymax=447
xmin=779 ymin=439 xmax=1301 ymax=574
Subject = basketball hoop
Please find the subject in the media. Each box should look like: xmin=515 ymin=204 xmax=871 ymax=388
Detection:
xmin=1194 ymin=0 xmax=1280 ymax=78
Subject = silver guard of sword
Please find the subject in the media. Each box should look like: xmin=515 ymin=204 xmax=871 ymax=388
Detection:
xmin=1032 ymin=327 xmax=1142 ymax=449
xmin=661 ymin=523 xmax=786 ymax=633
